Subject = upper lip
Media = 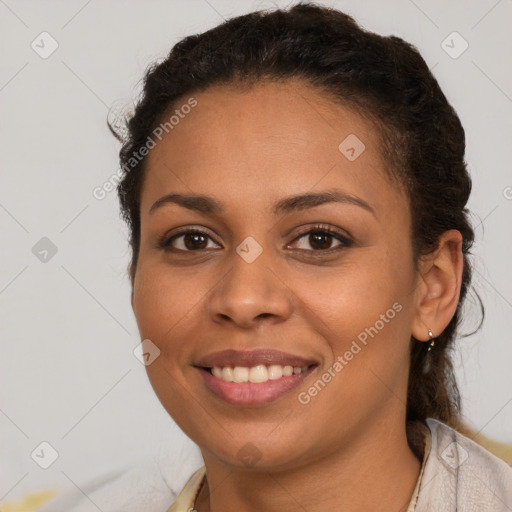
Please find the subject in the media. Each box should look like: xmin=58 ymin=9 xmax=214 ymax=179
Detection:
xmin=194 ymin=349 xmax=318 ymax=369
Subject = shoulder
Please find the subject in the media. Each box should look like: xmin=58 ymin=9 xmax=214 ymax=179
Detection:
xmin=416 ymin=418 xmax=512 ymax=512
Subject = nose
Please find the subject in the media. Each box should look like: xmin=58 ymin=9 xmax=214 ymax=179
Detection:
xmin=207 ymin=246 xmax=293 ymax=329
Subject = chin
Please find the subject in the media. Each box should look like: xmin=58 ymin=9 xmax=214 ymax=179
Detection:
xmin=197 ymin=427 xmax=316 ymax=473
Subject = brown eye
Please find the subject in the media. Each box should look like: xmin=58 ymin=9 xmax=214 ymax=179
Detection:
xmin=291 ymin=228 xmax=352 ymax=252
xmin=162 ymin=230 xmax=221 ymax=252
xmin=307 ymin=231 xmax=335 ymax=250
xmin=182 ymin=232 xmax=209 ymax=250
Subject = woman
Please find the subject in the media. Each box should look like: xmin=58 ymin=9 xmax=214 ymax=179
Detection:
xmin=25 ymin=2 xmax=512 ymax=511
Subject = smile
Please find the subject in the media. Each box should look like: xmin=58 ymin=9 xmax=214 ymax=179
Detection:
xmin=194 ymin=349 xmax=318 ymax=406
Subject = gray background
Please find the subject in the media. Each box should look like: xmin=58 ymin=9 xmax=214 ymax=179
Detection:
xmin=1 ymin=0 xmax=511 ymax=503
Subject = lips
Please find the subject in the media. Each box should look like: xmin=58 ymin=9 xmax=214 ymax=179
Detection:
xmin=195 ymin=349 xmax=317 ymax=369
xmin=194 ymin=349 xmax=318 ymax=406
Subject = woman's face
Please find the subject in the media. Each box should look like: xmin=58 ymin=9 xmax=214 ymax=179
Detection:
xmin=132 ymin=80 xmax=421 ymax=470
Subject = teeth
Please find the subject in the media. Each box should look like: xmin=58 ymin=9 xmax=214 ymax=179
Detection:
xmin=268 ymin=365 xmax=283 ymax=380
xmin=210 ymin=364 xmax=309 ymax=383
xmin=233 ymin=366 xmax=249 ymax=383
xmin=283 ymin=365 xmax=294 ymax=376
xmin=221 ymin=367 xmax=234 ymax=382
xmin=249 ymin=365 xmax=268 ymax=383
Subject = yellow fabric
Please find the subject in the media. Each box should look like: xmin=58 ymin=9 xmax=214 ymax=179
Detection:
xmin=458 ymin=425 xmax=512 ymax=465
xmin=0 ymin=490 xmax=58 ymax=512
xmin=477 ymin=437 xmax=512 ymax=465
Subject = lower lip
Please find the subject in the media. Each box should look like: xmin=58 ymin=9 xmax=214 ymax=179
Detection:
xmin=198 ymin=367 xmax=317 ymax=406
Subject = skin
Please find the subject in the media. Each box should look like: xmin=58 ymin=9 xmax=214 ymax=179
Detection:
xmin=131 ymin=79 xmax=463 ymax=512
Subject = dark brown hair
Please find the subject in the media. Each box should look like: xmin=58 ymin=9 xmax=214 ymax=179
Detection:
xmin=113 ymin=2 xmax=479 ymax=440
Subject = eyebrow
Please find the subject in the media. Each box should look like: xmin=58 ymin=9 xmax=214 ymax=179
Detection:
xmin=149 ymin=189 xmax=375 ymax=217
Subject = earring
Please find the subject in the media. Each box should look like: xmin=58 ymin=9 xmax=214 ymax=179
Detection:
xmin=427 ymin=328 xmax=435 ymax=352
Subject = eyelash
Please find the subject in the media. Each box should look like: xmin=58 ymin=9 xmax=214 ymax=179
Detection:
xmin=160 ymin=224 xmax=353 ymax=255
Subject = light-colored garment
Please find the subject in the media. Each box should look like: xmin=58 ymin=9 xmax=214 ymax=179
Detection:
xmin=4 ymin=418 xmax=512 ymax=511
xmin=415 ymin=418 xmax=512 ymax=511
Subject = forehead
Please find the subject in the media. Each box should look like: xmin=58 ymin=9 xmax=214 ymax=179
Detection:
xmin=141 ymin=79 xmax=405 ymax=218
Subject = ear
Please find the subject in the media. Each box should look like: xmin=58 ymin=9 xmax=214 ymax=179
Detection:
xmin=411 ymin=230 xmax=464 ymax=341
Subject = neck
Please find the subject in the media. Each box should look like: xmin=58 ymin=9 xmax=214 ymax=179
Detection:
xmin=195 ymin=415 xmax=423 ymax=512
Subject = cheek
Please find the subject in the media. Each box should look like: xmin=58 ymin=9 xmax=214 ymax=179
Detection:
xmin=299 ymin=257 xmax=405 ymax=342
xmin=132 ymin=263 xmax=208 ymax=357
xmin=294 ymin=255 xmax=414 ymax=397
xmin=131 ymin=263 xmax=211 ymax=425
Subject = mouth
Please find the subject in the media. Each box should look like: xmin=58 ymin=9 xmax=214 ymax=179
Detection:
xmin=194 ymin=349 xmax=319 ymax=406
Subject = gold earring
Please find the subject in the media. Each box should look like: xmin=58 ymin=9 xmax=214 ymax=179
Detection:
xmin=427 ymin=328 xmax=435 ymax=352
